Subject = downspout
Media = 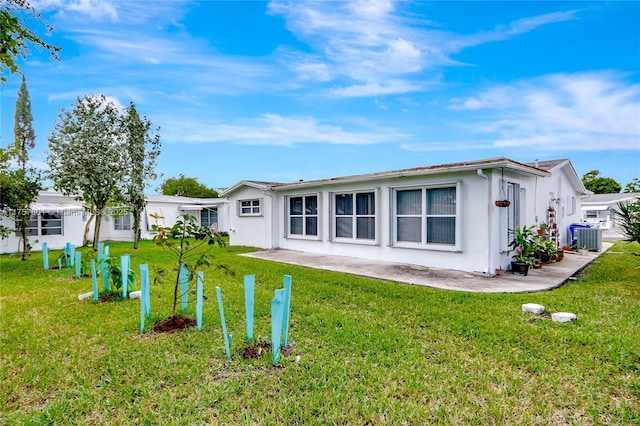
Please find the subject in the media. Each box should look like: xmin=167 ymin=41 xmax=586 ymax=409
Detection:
xmin=477 ymin=169 xmax=492 ymax=274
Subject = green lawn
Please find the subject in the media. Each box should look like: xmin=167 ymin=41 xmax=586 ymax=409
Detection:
xmin=1 ymin=240 xmax=639 ymax=425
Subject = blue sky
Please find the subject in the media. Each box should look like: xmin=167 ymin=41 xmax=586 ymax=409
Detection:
xmin=1 ymin=0 xmax=639 ymax=193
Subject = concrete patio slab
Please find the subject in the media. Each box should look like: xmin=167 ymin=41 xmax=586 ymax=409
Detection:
xmin=240 ymin=243 xmax=613 ymax=293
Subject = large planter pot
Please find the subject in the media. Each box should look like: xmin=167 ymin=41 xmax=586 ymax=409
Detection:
xmin=511 ymin=261 xmax=530 ymax=276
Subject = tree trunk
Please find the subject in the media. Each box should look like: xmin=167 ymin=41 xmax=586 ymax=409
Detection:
xmin=19 ymin=215 xmax=30 ymax=261
xmin=132 ymin=205 xmax=141 ymax=249
xmin=93 ymin=207 xmax=103 ymax=250
xmin=83 ymin=213 xmax=95 ymax=247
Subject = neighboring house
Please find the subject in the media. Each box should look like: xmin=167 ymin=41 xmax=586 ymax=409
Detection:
xmin=0 ymin=192 xmax=229 ymax=254
xmin=580 ymin=193 xmax=640 ymax=229
xmin=0 ymin=191 xmax=85 ymax=255
xmin=221 ymin=157 xmax=589 ymax=275
xmin=101 ymin=195 xmax=230 ymax=242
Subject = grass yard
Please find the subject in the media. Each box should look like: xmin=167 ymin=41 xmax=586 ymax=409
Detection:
xmin=1 ymin=240 xmax=639 ymax=425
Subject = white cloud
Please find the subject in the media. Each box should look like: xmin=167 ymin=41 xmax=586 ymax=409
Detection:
xmin=35 ymin=0 xmax=118 ymax=21
xmin=449 ymin=72 xmax=640 ymax=151
xmin=268 ymin=1 xmax=584 ymax=97
xmin=374 ymin=98 xmax=388 ymax=111
xmin=401 ymin=141 xmax=496 ymax=152
xmin=447 ymin=10 xmax=581 ymax=52
xmin=160 ymin=114 xmax=408 ymax=147
xmin=329 ymin=80 xmax=425 ymax=98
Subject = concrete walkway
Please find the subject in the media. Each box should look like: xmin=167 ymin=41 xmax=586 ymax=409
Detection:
xmin=240 ymin=243 xmax=613 ymax=293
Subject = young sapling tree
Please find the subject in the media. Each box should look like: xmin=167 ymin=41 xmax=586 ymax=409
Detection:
xmin=151 ymin=213 xmax=226 ymax=317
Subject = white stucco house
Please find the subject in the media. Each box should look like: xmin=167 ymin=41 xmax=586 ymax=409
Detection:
xmin=0 ymin=191 xmax=229 ymax=254
xmin=580 ymin=193 xmax=640 ymax=229
xmin=221 ymin=157 xmax=589 ymax=275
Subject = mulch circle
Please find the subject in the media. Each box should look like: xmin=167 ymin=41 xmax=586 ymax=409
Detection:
xmin=154 ymin=315 xmax=197 ymax=333
xmin=98 ymin=293 xmax=121 ymax=303
xmin=241 ymin=340 xmax=272 ymax=359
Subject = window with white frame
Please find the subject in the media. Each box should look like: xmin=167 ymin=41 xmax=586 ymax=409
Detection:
xmin=566 ymin=196 xmax=577 ymax=215
xmin=114 ymin=214 xmax=131 ymax=231
xmin=334 ymin=191 xmax=375 ymax=240
xmin=16 ymin=212 xmax=63 ymax=236
xmin=288 ymin=194 xmax=318 ymax=237
xmin=200 ymin=207 xmax=218 ymax=228
xmin=239 ymin=199 xmax=261 ymax=216
xmin=394 ymin=186 xmax=457 ymax=246
xmin=586 ymin=210 xmax=598 ymax=219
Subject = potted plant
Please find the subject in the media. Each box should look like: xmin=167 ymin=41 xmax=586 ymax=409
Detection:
xmin=508 ymin=225 xmax=537 ymax=276
xmin=556 ymin=249 xmax=564 ymax=262
xmin=495 ymin=168 xmax=511 ymax=207
xmin=537 ymin=223 xmax=548 ymax=236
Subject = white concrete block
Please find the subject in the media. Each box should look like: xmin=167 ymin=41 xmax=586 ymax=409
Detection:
xmin=522 ymin=303 xmax=545 ymax=314
xmin=552 ymin=312 xmax=577 ymax=323
xmin=78 ymin=292 xmax=93 ymax=301
xmin=129 ymin=290 xmax=141 ymax=299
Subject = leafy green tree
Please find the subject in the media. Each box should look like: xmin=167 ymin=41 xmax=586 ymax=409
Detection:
xmin=0 ymin=75 xmax=42 ymax=259
xmin=0 ymin=0 xmax=60 ymax=84
xmin=614 ymin=200 xmax=640 ymax=243
xmin=623 ymin=178 xmax=640 ymax=193
xmin=13 ymin=75 xmax=35 ymax=170
xmin=581 ymin=170 xmax=621 ymax=194
xmin=159 ymin=174 xmax=218 ymax=198
xmin=121 ymin=102 xmax=161 ymax=249
xmin=47 ymin=95 xmax=125 ymax=250
xmin=0 ymin=168 xmax=42 ymax=258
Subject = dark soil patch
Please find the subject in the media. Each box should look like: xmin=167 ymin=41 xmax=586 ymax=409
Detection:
xmin=154 ymin=315 xmax=196 ymax=333
xmin=239 ymin=341 xmax=296 ymax=359
xmin=241 ymin=340 xmax=272 ymax=359
xmin=98 ymin=293 xmax=122 ymax=303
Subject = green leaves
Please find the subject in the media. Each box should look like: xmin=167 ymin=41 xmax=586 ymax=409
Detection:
xmin=614 ymin=200 xmax=640 ymax=243
xmin=159 ymin=174 xmax=219 ymax=198
xmin=151 ymin=213 xmax=227 ymax=315
xmin=0 ymin=0 xmax=61 ymax=85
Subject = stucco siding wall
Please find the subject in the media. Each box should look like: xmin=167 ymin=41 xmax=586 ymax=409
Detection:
xmin=276 ymin=171 xmax=492 ymax=274
xmin=227 ymin=187 xmax=272 ymax=248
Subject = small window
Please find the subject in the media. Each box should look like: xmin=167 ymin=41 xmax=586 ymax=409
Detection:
xmin=586 ymin=210 xmax=598 ymax=219
xmin=239 ymin=199 xmax=261 ymax=216
xmin=15 ymin=214 xmax=39 ymax=236
xmin=16 ymin=212 xmax=62 ymax=236
xmin=201 ymin=207 xmax=218 ymax=228
xmin=41 ymin=212 xmax=63 ymax=235
xmin=288 ymin=195 xmax=318 ymax=237
xmin=114 ymin=214 xmax=131 ymax=231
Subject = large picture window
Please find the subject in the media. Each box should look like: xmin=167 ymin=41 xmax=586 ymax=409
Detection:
xmin=335 ymin=191 xmax=375 ymax=240
xmin=289 ymin=195 xmax=318 ymax=237
xmin=394 ymin=186 xmax=457 ymax=247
